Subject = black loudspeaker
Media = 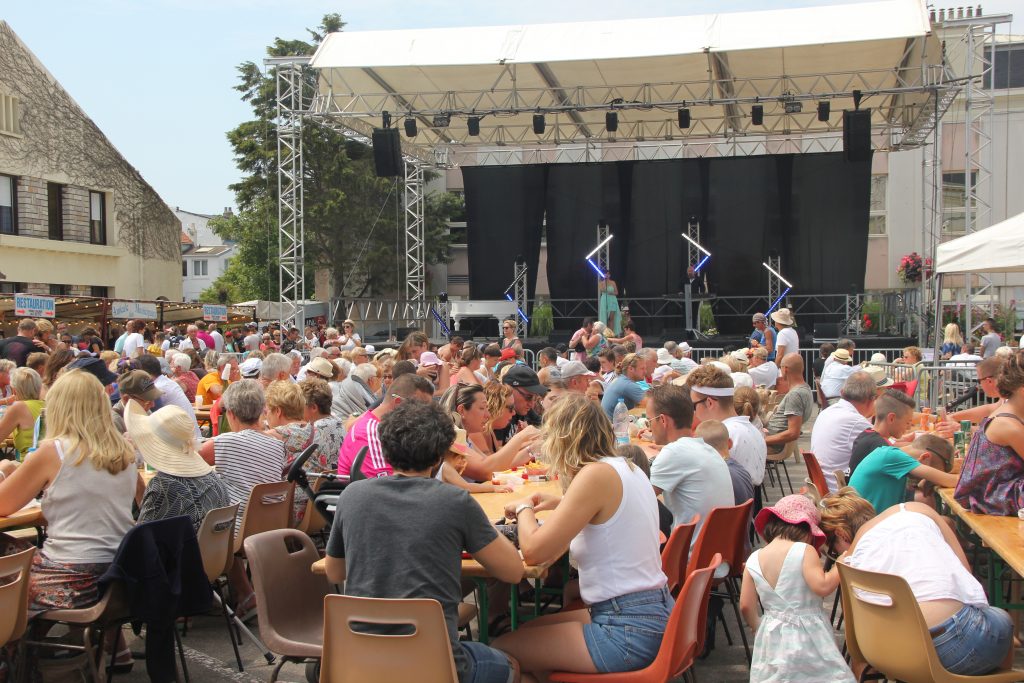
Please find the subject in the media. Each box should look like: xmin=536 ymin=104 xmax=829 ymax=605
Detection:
xmin=843 ymin=109 xmax=872 ymax=162
xmin=372 ymin=127 xmax=403 ymax=177
xmin=814 ymin=322 xmax=841 ymax=339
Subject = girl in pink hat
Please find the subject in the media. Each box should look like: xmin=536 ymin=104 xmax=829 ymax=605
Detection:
xmin=739 ymin=494 xmax=855 ymax=682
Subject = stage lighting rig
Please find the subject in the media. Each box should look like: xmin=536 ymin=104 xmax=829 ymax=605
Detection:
xmin=680 ymin=232 xmax=711 ymax=272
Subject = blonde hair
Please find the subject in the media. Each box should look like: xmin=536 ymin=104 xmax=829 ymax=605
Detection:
xmin=100 ymin=350 xmax=120 ymax=372
xmin=818 ymin=487 xmax=877 ymax=545
xmin=719 ymin=355 xmax=742 ymax=373
xmin=35 ymin=319 xmax=53 ymax=334
xmin=694 ymin=419 xmax=729 ymax=453
xmin=46 ymin=370 xmax=133 ymax=475
xmin=541 ymin=392 xmax=618 ymax=486
xmin=11 ymin=367 xmax=42 ymax=401
xmin=733 ymin=386 xmax=760 ymax=421
xmin=902 ymin=346 xmax=923 ymax=363
xmin=265 ymin=380 xmax=306 ymax=421
xmin=0 ymin=359 xmax=14 ymax=375
xmin=615 ymin=352 xmax=642 ymax=376
xmin=483 ymin=382 xmax=513 ymax=420
xmin=942 ymin=323 xmax=963 ymax=347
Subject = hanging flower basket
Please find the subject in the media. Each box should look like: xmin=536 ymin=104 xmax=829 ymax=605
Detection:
xmin=897 ymin=252 xmax=932 ymax=284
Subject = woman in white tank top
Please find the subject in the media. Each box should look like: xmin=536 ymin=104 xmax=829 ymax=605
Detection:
xmin=492 ymin=393 xmax=670 ymax=678
xmin=0 ymin=369 xmax=136 ymax=616
xmin=821 ymin=488 xmax=1015 ymax=676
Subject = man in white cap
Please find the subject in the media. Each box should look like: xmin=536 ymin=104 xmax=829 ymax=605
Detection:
xmin=820 ymin=348 xmax=857 ymax=404
xmin=559 ymin=360 xmax=596 ymax=394
xmin=670 ymin=342 xmax=699 ymax=374
xmin=771 ymin=308 xmax=798 ymax=368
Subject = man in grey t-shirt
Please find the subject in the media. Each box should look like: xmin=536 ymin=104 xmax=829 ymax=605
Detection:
xmin=980 ymin=318 xmax=1001 ymax=359
xmin=324 ymin=401 xmax=524 ymax=683
xmin=765 ymin=353 xmax=815 ymax=454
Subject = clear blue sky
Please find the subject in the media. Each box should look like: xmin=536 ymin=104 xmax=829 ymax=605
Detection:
xmin=3 ymin=0 xmax=1021 ymax=213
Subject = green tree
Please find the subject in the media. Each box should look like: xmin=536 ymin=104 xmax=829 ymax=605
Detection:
xmin=201 ymin=13 xmax=458 ymax=305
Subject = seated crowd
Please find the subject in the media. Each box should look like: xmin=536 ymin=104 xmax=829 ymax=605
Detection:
xmin=0 ymin=309 xmax=1023 ymax=682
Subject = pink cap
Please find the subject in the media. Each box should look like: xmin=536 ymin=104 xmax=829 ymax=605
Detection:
xmin=419 ymin=351 xmax=443 ymax=367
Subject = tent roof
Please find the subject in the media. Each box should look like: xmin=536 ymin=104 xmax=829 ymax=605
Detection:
xmin=935 ymin=212 xmax=1024 ymax=274
xmin=309 ymin=0 xmax=944 ymax=154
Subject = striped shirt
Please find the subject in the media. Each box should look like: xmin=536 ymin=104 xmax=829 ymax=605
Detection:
xmin=337 ymin=410 xmax=390 ymax=478
xmin=213 ymin=429 xmax=287 ymax=525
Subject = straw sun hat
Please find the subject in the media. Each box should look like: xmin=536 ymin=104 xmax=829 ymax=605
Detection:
xmin=125 ymin=400 xmax=213 ymax=477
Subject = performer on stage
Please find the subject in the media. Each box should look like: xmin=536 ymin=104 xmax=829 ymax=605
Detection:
xmin=681 ymin=265 xmax=708 ymax=331
xmin=598 ymin=273 xmax=622 ymax=336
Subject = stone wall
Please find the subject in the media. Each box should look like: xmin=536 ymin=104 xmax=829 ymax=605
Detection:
xmin=15 ymin=178 xmax=95 ymax=242
xmin=63 ymin=185 xmax=91 ymax=242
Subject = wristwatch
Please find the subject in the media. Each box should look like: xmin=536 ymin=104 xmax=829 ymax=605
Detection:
xmin=514 ymin=503 xmax=535 ymax=518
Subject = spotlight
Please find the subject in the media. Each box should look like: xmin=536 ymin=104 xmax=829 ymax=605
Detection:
xmin=432 ymin=113 xmax=450 ymax=128
xmin=382 ymin=111 xmax=391 ymax=128
xmin=751 ymin=105 xmax=764 ymax=126
xmin=404 ymin=118 xmax=417 ymax=137
xmin=606 ymin=111 xmax=618 ymax=133
xmin=817 ymin=101 xmax=830 ymax=122
xmin=783 ymin=101 xmax=802 ymax=114
xmin=678 ymin=108 xmax=691 ymax=129
xmin=853 ymin=89 xmax=863 ymax=110
xmin=533 ymin=114 xmax=546 ymax=135
xmin=467 ymin=116 xmax=480 ymax=136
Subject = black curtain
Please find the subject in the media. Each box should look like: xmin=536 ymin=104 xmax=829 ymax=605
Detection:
xmin=464 ymin=153 xmax=871 ymax=334
xmin=462 ymin=166 xmax=546 ymax=301
xmin=544 ymin=163 xmax=631 ymax=301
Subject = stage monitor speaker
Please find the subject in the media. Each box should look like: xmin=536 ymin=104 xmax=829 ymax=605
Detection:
xmin=372 ymin=127 xmax=403 ymax=177
xmin=814 ymin=322 xmax=841 ymax=339
xmin=842 ymin=109 xmax=871 ymax=162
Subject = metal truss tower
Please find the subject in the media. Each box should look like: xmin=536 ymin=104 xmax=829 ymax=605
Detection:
xmin=595 ymin=222 xmax=611 ymax=276
xmin=403 ymin=161 xmax=427 ymax=324
xmin=767 ymin=254 xmax=782 ymax=314
xmin=511 ymin=260 xmax=529 ymax=339
xmin=271 ymin=57 xmax=310 ymax=328
xmin=685 ymin=217 xmax=701 ymax=269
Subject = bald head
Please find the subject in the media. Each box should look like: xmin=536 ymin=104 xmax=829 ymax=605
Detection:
xmin=778 ymin=356 xmax=802 ymax=382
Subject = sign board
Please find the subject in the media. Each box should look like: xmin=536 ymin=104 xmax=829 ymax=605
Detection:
xmin=110 ymin=300 xmax=158 ymax=320
xmin=202 ymin=304 xmax=228 ymax=322
xmin=14 ymin=293 xmax=56 ymax=319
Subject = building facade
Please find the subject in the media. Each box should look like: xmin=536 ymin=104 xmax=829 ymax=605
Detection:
xmin=177 ymin=208 xmax=235 ymax=302
xmin=0 ymin=21 xmax=181 ymax=301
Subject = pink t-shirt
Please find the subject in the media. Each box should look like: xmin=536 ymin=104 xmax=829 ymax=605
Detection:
xmin=337 ymin=410 xmax=391 ymax=479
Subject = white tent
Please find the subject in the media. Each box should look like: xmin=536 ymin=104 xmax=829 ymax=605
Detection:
xmin=309 ymin=0 xmax=941 ymax=150
xmin=935 ymin=211 xmax=1024 ymax=274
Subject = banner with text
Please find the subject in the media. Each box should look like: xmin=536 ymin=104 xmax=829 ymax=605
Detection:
xmin=14 ymin=293 xmax=56 ymax=318
xmin=111 ymin=300 xmax=158 ymax=320
xmin=202 ymin=304 xmax=228 ymax=322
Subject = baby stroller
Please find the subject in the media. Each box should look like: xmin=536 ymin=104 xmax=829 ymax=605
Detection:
xmin=285 ymin=445 xmax=368 ymax=526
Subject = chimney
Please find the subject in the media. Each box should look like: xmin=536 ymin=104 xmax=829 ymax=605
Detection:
xmin=223 ymin=207 xmax=234 ymax=217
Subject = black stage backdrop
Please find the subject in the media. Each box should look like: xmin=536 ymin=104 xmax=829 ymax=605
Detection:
xmin=463 ymin=152 xmax=870 ymax=333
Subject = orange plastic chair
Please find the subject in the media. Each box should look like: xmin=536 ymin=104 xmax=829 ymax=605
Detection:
xmin=320 ymin=594 xmax=459 ymax=683
xmin=685 ymin=499 xmax=755 ymax=663
xmin=549 ymin=554 xmax=722 ymax=683
xmin=837 ymin=562 xmax=1024 ymax=683
xmin=661 ymin=515 xmax=699 ymax=597
xmin=802 ymin=451 xmax=830 ymax=499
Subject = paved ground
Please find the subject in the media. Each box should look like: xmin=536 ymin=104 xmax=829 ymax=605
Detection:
xmin=113 ymin=430 xmax=819 ymax=683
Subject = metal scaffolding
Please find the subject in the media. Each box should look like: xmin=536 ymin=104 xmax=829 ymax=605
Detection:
xmin=685 ymin=218 xmax=702 ymax=269
xmin=594 ymin=222 xmax=611 ymax=276
xmin=508 ymin=260 xmax=529 ymax=339
xmin=270 ymin=57 xmax=309 ymax=328
xmin=767 ymin=254 xmax=783 ymax=313
xmin=402 ymin=160 xmax=427 ymax=323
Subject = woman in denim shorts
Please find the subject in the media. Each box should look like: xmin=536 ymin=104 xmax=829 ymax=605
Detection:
xmin=821 ymin=490 xmax=1015 ymax=676
xmin=493 ymin=394 xmax=672 ymax=678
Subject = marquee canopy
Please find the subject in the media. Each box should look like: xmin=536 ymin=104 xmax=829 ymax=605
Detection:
xmin=309 ymin=0 xmax=947 ymax=156
xmin=935 ymin=211 xmax=1024 ymax=274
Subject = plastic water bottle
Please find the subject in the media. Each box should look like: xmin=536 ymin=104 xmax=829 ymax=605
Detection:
xmin=612 ymin=398 xmax=630 ymax=446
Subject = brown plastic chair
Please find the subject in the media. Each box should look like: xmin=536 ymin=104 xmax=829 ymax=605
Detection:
xmin=0 ymin=546 xmax=34 ymax=648
xmin=27 ymin=583 xmax=131 ymax=683
xmin=320 ymin=594 xmax=459 ymax=683
xmin=661 ymin=515 xmax=699 ymax=597
xmin=802 ymin=451 xmax=830 ymax=499
xmin=245 ymin=528 xmax=329 ymax=682
xmin=837 ymin=562 xmax=1024 ymax=683
xmin=296 ymin=478 xmax=330 ymax=537
xmin=234 ymin=481 xmax=295 ymax=555
xmin=549 ymin=554 xmax=722 ymax=683
xmin=685 ymin=499 xmax=755 ymax=664
xmin=766 ymin=441 xmax=797 ymax=495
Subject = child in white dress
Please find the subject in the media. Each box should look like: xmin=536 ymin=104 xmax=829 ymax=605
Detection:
xmin=739 ymin=494 xmax=855 ymax=683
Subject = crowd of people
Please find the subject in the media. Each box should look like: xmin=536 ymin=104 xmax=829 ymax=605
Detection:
xmin=1 ymin=307 xmax=1023 ymax=682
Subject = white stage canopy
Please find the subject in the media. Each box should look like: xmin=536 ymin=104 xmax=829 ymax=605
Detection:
xmin=935 ymin=211 xmax=1024 ymax=275
xmin=309 ymin=0 xmax=946 ymax=153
